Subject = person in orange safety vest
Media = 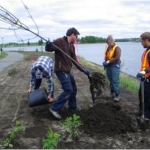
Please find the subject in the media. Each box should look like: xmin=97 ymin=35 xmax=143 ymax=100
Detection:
xmin=103 ymin=35 xmax=121 ymax=102
xmin=136 ymin=32 xmax=150 ymax=119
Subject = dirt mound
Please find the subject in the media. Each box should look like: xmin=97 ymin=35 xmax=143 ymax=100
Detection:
xmin=80 ymin=102 xmax=137 ymax=136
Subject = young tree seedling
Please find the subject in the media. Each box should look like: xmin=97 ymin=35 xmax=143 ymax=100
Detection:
xmin=61 ymin=114 xmax=82 ymax=141
xmin=0 ymin=120 xmax=25 ymax=149
xmin=43 ymin=129 xmax=61 ymax=149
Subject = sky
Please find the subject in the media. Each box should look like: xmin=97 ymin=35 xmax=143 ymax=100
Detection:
xmin=0 ymin=0 xmax=150 ymax=43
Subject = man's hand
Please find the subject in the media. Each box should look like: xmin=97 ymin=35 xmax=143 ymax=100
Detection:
xmin=103 ymin=60 xmax=110 ymax=68
xmin=136 ymin=71 xmax=145 ymax=79
xmin=84 ymin=70 xmax=90 ymax=76
xmin=27 ymin=87 xmax=33 ymax=93
xmin=46 ymin=40 xmax=52 ymax=48
xmin=48 ymin=94 xmax=54 ymax=102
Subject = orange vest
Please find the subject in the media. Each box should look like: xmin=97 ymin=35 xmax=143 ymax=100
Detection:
xmin=104 ymin=45 xmax=118 ymax=61
xmin=140 ymin=49 xmax=150 ymax=78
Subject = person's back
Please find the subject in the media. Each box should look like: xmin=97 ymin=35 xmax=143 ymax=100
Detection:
xmin=27 ymin=56 xmax=54 ymax=102
xmin=32 ymin=56 xmax=54 ymax=76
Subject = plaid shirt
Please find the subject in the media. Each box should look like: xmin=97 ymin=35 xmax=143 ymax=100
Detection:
xmin=30 ymin=56 xmax=54 ymax=95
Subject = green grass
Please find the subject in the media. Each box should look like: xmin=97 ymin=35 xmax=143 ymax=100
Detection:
xmin=120 ymin=74 xmax=139 ymax=93
xmin=0 ymin=52 xmax=8 ymax=59
xmin=23 ymin=53 xmax=31 ymax=60
xmin=80 ymin=57 xmax=140 ymax=94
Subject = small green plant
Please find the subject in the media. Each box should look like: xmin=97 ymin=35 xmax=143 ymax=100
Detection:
xmin=0 ymin=121 xmax=25 ymax=149
xmin=0 ymin=52 xmax=8 ymax=59
xmin=24 ymin=53 xmax=30 ymax=60
xmin=43 ymin=129 xmax=61 ymax=149
xmin=61 ymin=114 xmax=82 ymax=141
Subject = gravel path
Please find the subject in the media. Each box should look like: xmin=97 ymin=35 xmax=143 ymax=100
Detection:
xmin=0 ymin=52 xmax=23 ymax=72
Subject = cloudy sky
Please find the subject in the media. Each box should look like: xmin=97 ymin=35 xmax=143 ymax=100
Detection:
xmin=0 ymin=0 xmax=150 ymax=43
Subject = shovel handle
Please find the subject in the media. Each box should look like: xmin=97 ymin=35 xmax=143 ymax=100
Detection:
xmin=52 ymin=43 xmax=86 ymax=72
xmin=141 ymin=81 xmax=145 ymax=117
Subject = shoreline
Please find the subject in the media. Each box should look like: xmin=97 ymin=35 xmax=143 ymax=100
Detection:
xmin=8 ymin=50 xmax=138 ymax=80
xmin=90 ymin=61 xmax=138 ymax=80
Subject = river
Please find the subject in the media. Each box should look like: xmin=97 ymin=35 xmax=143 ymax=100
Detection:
xmin=3 ymin=42 xmax=144 ymax=77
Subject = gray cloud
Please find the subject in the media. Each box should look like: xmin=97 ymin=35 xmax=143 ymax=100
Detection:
xmin=1 ymin=0 xmax=150 ymax=43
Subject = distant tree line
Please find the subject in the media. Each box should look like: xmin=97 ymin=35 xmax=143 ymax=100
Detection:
xmin=115 ymin=38 xmax=140 ymax=42
xmin=78 ymin=36 xmax=106 ymax=43
xmin=2 ymin=37 xmax=140 ymax=47
xmin=78 ymin=36 xmax=140 ymax=43
xmin=3 ymin=38 xmax=45 ymax=47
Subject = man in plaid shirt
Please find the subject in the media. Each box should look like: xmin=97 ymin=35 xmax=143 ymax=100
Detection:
xmin=27 ymin=56 xmax=54 ymax=102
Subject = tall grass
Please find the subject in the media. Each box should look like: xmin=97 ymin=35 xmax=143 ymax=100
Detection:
xmin=120 ymin=74 xmax=139 ymax=93
xmin=23 ymin=53 xmax=31 ymax=60
xmin=0 ymin=52 xmax=8 ymax=59
xmin=80 ymin=57 xmax=139 ymax=94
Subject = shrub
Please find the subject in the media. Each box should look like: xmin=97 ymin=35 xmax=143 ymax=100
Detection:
xmin=43 ymin=129 xmax=61 ymax=149
xmin=0 ymin=121 xmax=25 ymax=149
xmin=61 ymin=114 xmax=82 ymax=141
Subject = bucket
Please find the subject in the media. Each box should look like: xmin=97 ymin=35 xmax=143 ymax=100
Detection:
xmin=28 ymin=88 xmax=49 ymax=107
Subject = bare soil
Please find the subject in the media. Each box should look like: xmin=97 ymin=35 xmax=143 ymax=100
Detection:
xmin=0 ymin=52 xmax=149 ymax=149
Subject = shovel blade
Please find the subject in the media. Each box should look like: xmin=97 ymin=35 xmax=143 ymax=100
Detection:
xmin=137 ymin=117 xmax=149 ymax=130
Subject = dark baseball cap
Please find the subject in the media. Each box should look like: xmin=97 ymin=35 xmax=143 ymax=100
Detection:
xmin=66 ymin=27 xmax=80 ymax=36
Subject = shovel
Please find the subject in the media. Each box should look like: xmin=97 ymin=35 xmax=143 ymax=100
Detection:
xmin=137 ymin=80 xmax=149 ymax=129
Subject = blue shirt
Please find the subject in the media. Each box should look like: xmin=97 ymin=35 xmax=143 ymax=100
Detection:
xmin=30 ymin=56 xmax=54 ymax=95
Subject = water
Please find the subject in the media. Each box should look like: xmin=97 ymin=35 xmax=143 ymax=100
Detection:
xmin=76 ymin=42 xmax=144 ymax=77
xmin=3 ymin=42 xmax=144 ymax=77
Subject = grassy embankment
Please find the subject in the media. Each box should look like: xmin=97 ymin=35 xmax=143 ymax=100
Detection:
xmin=80 ymin=57 xmax=140 ymax=94
xmin=0 ymin=52 xmax=8 ymax=59
xmin=22 ymin=51 xmax=140 ymax=94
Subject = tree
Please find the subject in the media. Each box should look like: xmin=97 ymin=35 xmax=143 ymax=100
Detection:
xmin=79 ymin=36 xmax=106 ymax=43
xmin=38 ymin=39 xmax=43 ymax=45
xmin=27 ymin=41 xmax=30 ymax=45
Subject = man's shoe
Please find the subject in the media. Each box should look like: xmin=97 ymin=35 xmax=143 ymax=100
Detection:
xmin=68 ymin=106 xmax=81 ymax=111
xmin=49 ymin=108 xmax=61 ymax=119
xmin=114 ymin=96 xmax=120 ymax=102
xmin=76 ymin=106 xmax=81 ymax=111
xmin=107 ymin=93 xmax=115 ymax=99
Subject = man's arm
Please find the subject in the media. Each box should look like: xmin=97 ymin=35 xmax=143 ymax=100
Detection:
xmin=29 ymin=68 xmax=36 ymax=89
xmin=27 ymin=68 xmax=36 ymax=93
xmin=109 ymin=46 xmax=121 ymax=64
xmin=45 ymin=39 xmax=59 ymax=52
xmin=46 ymin=76 xmax=54 ymax=98
xmin=145 ymin=53 xmax=150 ymax=73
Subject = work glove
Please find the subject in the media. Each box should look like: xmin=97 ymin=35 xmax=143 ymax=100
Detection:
xmin=84 ymin=70 xmax=90 ymax=76
xmin=136 ymin=71 xmax=145 ymax=79
xmin=45 ymin=40 xmax=52 ymax=48
xmin=103 ymin=60 xmax=110 ymax=68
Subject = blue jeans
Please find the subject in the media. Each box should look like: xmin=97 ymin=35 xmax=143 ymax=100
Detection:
xmin=106 ymin=65 xmax=120 ymax=95
xmin=51 ymin=71 xmax=77 ymax=112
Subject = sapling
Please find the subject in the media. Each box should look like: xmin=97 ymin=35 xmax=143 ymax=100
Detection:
xmin=0 ymin=120 xmax=25 ymax=149
xmin=61 ymin=114 xmax=82 ymax=141
xmin=43 ymin=129 xmax=61 ymax=149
